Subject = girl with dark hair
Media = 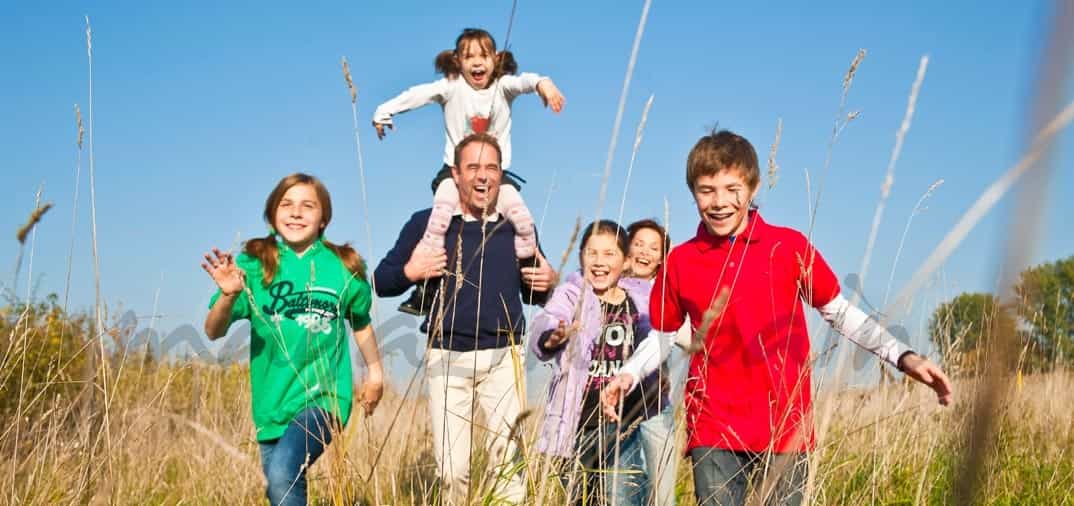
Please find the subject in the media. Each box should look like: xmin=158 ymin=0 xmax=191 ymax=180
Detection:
xmin=530 ymin=220 xmax=668 ymax=505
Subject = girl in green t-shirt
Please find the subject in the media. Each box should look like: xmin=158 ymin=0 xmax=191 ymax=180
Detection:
xmin=201 ymin=173 xmax=383 ymax=506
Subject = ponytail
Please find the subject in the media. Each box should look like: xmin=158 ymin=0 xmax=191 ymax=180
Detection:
xmin=437 ymin=29 xmax=518 ymax=83
xmin=243 ymin=235 xmax=365 ymax=286
xmin=496 ymin=50 xmax=518 ymax=77
xmin=323 ymin=240 xmax=368 ymax=281
xmin=435 ymin=49 xmax=460 ymax=78
xmin=244 ymin=234 xmax=281 ymax=287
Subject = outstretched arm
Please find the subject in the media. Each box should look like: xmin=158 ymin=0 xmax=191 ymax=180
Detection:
xmin=372 ymin=79 xmax=450 ymax=139
xmin=528 ymin=274 xmax=581 ymax=361
xmin=535 ymin=78 xmax=565 ymax=113
xmin=796 ymin=235 xmax=952 ymax=406
xmin=613 ymin=329 xmax=677 ymax=388
xmin=818 ymin=294 xmax=952 ymax=406
xmin=499 ymin=73 xmax=565 ymax=112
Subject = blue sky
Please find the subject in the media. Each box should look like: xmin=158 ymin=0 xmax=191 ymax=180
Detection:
xmin=3 ymin=1 xmax=1071 ymax=383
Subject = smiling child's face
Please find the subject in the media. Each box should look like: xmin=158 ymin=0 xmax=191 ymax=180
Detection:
xmin=456 ymin=39 xmax=496 ymax=90
xmin=273 ymin=183 xmax=324 ymax=251
xmin=692 ymin=168 xmax=757 ymax=238
xmin=582 ymin=233 xmax=629 ymax=295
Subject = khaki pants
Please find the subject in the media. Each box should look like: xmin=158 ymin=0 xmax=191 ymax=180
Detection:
xmin=427 ymin=346 xmax=526 ymax=505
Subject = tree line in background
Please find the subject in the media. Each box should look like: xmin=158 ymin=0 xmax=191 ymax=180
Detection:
xmin=930 ymin=254 xmax=1074 ymax=374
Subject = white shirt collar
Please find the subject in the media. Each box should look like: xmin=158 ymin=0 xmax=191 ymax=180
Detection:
xmin=456 ymin=209 xmax=501 ymax=223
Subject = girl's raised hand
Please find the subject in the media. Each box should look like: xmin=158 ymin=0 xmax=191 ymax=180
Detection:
xmin=201 ymin=248 xmax=245 ymax=296
xmin=536 ymin=79 xmax=565 ymax=113
xmin=542 ymin=319 xmax=579 ymax=350
xmin=373 ymin=121 xmax=393 ymax=140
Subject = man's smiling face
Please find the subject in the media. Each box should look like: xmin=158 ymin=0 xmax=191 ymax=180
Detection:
xmin=452 ymin=140 xmax=502 ymax=218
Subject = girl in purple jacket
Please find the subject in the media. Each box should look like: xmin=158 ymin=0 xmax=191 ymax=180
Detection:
xmin=530 ymin=220 xmax=668 ymax=505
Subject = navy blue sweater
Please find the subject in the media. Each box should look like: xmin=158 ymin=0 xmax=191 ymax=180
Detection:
xmin=374 ymin=209 xmax=550 ymax=351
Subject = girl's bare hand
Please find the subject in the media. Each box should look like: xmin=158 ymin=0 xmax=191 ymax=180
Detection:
xmin=201 ymin=248 xmax=244 ymax=296
xmin=360 ymin=376 xmax=384 ymax=416
xmin=536 ymin=79 xmax=565 ymax=113
xmin=543 ymin=319 xmax=579 ymax=350
xmin=373 ymin=121 xmax=393 ymax=140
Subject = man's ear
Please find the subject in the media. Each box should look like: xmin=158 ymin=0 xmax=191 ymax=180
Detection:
xmin=451 ymin=165 xmax=462 ymax=183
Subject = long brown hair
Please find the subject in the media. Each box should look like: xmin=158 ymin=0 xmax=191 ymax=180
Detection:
xmin=434 ymin=28 xmax=518 ymax=82
xmin=627 ymin=219 xmax=672 ymax=265
xmin=244 ymin=173 xmax=366 ymax=286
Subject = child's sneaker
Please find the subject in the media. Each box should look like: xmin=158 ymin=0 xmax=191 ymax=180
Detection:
xmin=398 ymin=282 xmax=437 ymax=316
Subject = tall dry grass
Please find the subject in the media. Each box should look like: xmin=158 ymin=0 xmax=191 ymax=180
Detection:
xmin=7 ymin=4 xmax=1074 ymax=505
xmin=2 ymin=302 xmax=1073 ymax=505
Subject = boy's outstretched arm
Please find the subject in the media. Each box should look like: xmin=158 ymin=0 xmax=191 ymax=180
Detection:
xmin=817 ymin=293 xmax=953 ymax=406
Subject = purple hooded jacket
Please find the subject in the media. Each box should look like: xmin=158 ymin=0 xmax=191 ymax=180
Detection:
xmin=529 ymin=271 xmax=665 ymax=457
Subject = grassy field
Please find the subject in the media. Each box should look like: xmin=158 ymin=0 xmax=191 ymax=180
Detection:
xmin=4 ymin=14 xmax=1070 ymax=503
xmin=1 ymin=302 xmax=1072 ymax=505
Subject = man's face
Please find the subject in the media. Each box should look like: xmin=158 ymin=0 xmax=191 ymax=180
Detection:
xmin=452 ymin=141 xmax=502 ymax=217
xmin=692 ymin=168 xmax=757 ymax=237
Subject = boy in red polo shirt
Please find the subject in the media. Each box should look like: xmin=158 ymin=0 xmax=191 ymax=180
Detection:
xmin=602 ymin=130 xmax=953 ymax=505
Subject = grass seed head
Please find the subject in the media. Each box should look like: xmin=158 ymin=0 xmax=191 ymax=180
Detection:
xmin=342 ymin=57 xmax=357 ymax=104
xmin=17 ymin=202 xmax=53 ymax=244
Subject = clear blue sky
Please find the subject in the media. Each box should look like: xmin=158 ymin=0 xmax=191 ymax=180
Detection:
xmin=3 ymin=1 xmax=1071 ymax=382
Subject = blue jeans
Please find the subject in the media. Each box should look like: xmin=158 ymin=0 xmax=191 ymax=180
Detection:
xmin=689 ymin=448 xmax=807 ymax=506
xmin=568 ymin=423 xmax=648 ymax=505
xmin=258 ymin=407 xmax=337 ymax=506
xmin=638 ymin=405 xmax=677 ymax=505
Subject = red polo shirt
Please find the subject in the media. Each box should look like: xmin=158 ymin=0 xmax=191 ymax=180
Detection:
xmin=650 ymin=212 xmax=840 ymax=453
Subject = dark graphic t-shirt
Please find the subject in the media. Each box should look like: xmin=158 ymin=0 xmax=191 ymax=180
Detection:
xmin=578 ymin=296 xmax=644 ymax=429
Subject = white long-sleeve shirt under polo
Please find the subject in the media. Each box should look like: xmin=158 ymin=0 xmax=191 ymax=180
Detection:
xmin=620 ymin=293 xmax=913 ymax=391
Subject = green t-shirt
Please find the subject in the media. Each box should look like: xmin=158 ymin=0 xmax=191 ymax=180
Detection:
xmin=208 ymin=238 xmax=372 ymax=442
